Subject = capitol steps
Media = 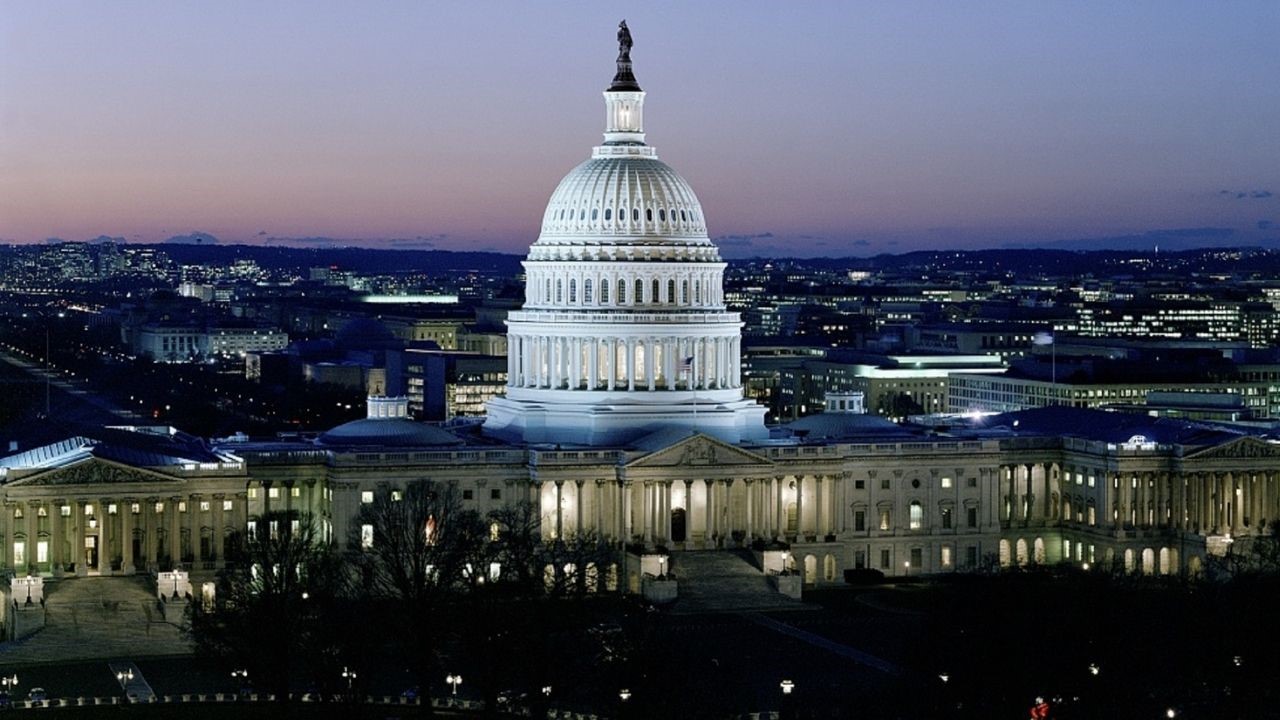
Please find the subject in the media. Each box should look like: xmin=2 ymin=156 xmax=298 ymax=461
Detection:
xmin=669 ymin=550 xmax=806 ymax=614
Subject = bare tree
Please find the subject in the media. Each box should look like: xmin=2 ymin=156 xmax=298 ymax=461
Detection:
xmin=187 ymin=510 xmax=348 ymax=700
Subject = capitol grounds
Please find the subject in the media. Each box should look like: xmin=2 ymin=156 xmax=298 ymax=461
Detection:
xmin=2 ymin=558 xmax=1278 ymax=719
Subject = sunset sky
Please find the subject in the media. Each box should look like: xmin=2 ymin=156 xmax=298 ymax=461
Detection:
xmin=2 ymin=1 xmax=1278 ymax=257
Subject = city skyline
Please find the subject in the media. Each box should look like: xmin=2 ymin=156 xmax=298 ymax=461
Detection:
xmin=3 ymin=2 xmax=1279 ymax=257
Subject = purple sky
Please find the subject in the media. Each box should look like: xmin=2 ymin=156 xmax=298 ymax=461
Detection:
xmin=3 ymin=2 xmax=1278 ymax=257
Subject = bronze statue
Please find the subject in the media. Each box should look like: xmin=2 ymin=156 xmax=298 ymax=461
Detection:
xmin=618 ymin=20 xmax=633 ymax=62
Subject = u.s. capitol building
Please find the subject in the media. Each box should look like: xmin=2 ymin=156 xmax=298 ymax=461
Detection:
xmin=1 ymin=31 xmax=1278 ymax=598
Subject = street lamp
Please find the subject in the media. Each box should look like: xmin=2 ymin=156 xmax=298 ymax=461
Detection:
xmin=341 ymin=666 xmax=357 ymax=691
xmin=1166 ymin=709 xmax=1177 ymax=719
xmin=116 ymin=669 xmax=134 ymax=685
xmin=541 ymin=685 xmax=552 ymax=698
xmin=1088 ymin=663 xmax=1100 ymax=676
xmin=780 ymin=679 xmax=795 ymax=695
xmin=1 ymin=675 xmax=16 ymax=691
xmin=618 ymin=688 xmax=631 ymax=702
xmin=446 ymin=673 xmax=463 ymax=696
xmin=938 ymin=672 xmax=949 ymax=683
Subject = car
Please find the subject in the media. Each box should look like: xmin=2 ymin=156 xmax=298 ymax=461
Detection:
xmin=27 ymin=688 xmax=47 ymax=705
xmin=0 ymin=691 xmax=11 ymax=708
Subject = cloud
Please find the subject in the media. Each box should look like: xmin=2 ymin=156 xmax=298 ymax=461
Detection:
xmin=165 ymin=231 xmax=218 ymax=245
xmin=88 ymin=235 xmax=128 ymax=244
xmin=712 ymin=232 xmax=774 ymax=247
xmin=1259 ymin=220 xmax=1273 ymax=230
xmin=852 ymin=239 xmax=871 ymax=247
xmin=257 ymin=230 xmax=267 ymax=236
xmin=384 ymin=235 xmax=447 ymax=249
xmin=1219 ymin=189 xmax=1273 ymax=200
xmin=1019 ymin=227 xmax=1237 ymax=251
xmin=264 ymin=236 xmax=347 ymax=247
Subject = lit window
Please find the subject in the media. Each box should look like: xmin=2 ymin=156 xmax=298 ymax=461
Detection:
xmin=247 ymin=520 xmax=257 ymax=538
xmin=269 ymin=521 xmax=279 ymax=539
xmin=391 ymin=490 xmax=403 ymax=502
xmin=291 ymin=520 xmax=300 ymax=535
xmin=941 ymin=546 xmax=952 ymax=567
xmin=61 ymin=505 xmax=71 ymax=517
xmin=941 ymin=477 xmax=952 ymax=489
xmin=178 ymin=501 xmax=187 ymax=513
xmin=268 ymin=487 xmax=279 ymax=500
xmin=879 ymin=509 xmax=891 ymax=531
xmin=223 ymin=500 xmax=233 ymax=512
xmin=13 ymin=542 xmax=25 ymax=566
xmin=361 ymin=491 xmax=374 ymax=504
xmin=248 ymin=488 xmax=258 ymax=499
xmin=361 ymin=524 xmax=374 ymax=549
xmin=131 ymin=503 xmax=140 ymax=514
xmin=108 ymin=504 xmax=118 ymax=515
xmin=154 ymin=502 xmax=164 ymax=514
xmin=291 ymin=487 xmax=301 ymax=498
xmin=909 ymin=501 xmax=923 ymax=530
xmin=200 ymin=501 xmax=210 ymax=512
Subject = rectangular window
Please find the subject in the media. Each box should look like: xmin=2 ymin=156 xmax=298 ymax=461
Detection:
xmin=463 ymin=489 xmax=474 ymax=500
xmin=855 ymin=480 xmax=865 ymax=490
xmin=360 ymin=524 xmax=374 ymax=549
xmin=108 ymin=504 xmax=118 ymax=515
xmin=967 ymin=507 xmax=978 ymax=528
xmin=269 ymin=520 xmax=279 ymax=539
xmin=200 ymin=501 xmax=210 ymax=512
xmin=1088 ymin=475 xmax=1095 ymax=488
xmin=941 ymin=546 xmax=952 ymax=567
xmin=154 ymin=502 xmax=164 ymax=514
xmin=854 ymin=510 xmax=866 ymax=532
xmin=910 ymin=548 xmax=923 ymax=568
xmin=59 ymin=505 xmax=70 ymax=517
xmin=178 ymin=501 xmax=186 ymax=513
xmin=37 ymin=540 xmax=48 ymax=564
xmin=391 ymin=490 xmax=403 ymax=502
xmin=131 ymin=503 xmax=140 ymax=514
xmin=879 ymin=509 xmax=891 ymax=531
xmin=967 ymin=477 xmax=977 ymax=488
xmin=247 ymin=520 xmax=257 ymax=538
xmin=1088 ymin=506 xmax=1096 ymax=526
xmin=223 ymin=500 xmax=233 ymax=512
xmin=966 ymin=546 xmax=978 ymax=568
xmin=880 ymin=479 xmax=890 ymax=490
xmin=855 ymin=550 xmax=866 ymax=569
xmin=490 ymin=488 xmax=501 ymax=500
xmin=879 ymin=548 xmax=891 ymax=570
xmin=85 ymin=504 xmax=94 ymax=516
xmin=1064 ymin=539 xmax=1072 ymax=559
xmin=941 ymin=508 xmax=952 ymax=529
xmin=941 ymin=477 xmax=952 ymax=489
xmin=291 ymin=520 xmax=300 ymax=536
xmin=291 ymin=487 xmax=301 ymax=498
xmin=268 ymin=487 xmax=279 ymax=500
xmin=360 ymin=491 xmax=374 ymax=504
xmin=248 ymin=487 xmax=258 ymax=499
xmin=13 ymin=542 xmax=24 ymax=566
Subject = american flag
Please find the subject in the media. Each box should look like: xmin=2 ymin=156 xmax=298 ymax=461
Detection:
xmin=679 ymin=355 xmax=695 ymax=374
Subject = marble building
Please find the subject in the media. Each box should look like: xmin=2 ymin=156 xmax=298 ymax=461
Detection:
xmin=2 ymin=30 xmax=1280 ymax=596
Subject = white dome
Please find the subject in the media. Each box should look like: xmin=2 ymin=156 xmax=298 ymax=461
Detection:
xmin=537 ymin=155 xmax=710 ymax=244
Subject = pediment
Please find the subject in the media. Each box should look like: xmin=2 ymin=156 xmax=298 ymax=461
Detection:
xmin=7 ymin=458 xmax=181 ymax=487
xmin=1184 ymin=437 xmax=1280 ymax=462
xmin=627 ymin=434 xmax=773 ymax=469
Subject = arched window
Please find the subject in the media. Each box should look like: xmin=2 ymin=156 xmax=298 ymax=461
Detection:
xmin=667 ymin=279 xmax=675 ymax=304
xmin=694 ymin=280 xmax=701 ymax=304
xmin=556 ymin=279 xmax=563 ymax=304
xmin=632 ymin=208 xmax=640 ymax=221
xmin=591 ymin=208 xmax=598 ymax=221
xmin=600 ymin=280 xmax=609 ymax=303
xmin=659 ymin=208 xmax=666 ymax=222
xmin=909 ymin=501 xmax=923 ymax=530
xmin=584 ymin=278 xmax=593 ymax=303
xmin=652 ymin=278 xmax=660 ymax=304
xmin=681 ymin=280 xmax=689 ymax=304
xmin=545 ymin=278 xmax=551 ymax=303
xmin=604 ymin=208 xmax=612 ymax=221
xmin=580 ymin=209 xmax=586 ymax=220
xmin=569 ymin=279 xmax=577 ymax=303
xmin=646 ymin=208 xmax=653 ymax=222
xmin=635 ymin=279 xmax=644 ymax=303
xmin=680 ymin=210 xmax=687 ymax=222
xmin=617 ymin=279 xmax=626 ymax=303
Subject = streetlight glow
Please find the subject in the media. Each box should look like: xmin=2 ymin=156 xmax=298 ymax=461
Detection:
xmin=780 ymin=679 xmax=795 ymax=695
xmin=446 ymin=673 xmax=463 ymax=696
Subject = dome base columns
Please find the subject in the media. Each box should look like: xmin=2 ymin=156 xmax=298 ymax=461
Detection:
xmin=484 ymin=396 xmax=768 ymax=447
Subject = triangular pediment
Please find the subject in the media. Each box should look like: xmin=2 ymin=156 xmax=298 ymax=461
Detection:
xmin=627 ymin=433 xmax=773 ymax=469
xmin=1184 ymin=436 xmax=1280 ymax=462
xmin=7 ymin=458 xmax=182 ymax=487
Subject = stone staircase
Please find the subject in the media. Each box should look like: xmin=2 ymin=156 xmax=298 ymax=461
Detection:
xmin=0 ymin=576 xmax=191 ymax=664
xmin=670 ymin=550 xmax=805 ymax=614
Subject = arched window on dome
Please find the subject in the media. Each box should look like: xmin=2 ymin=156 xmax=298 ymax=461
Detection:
xmin=569 ymin=279 xmax=577 ymax=303
xmin=646 ymin=208 xmax=653 ymax=222
xmin=600 ymin=279 xmax=609 ymax=303
xmin=667 ymin=279 xmax=676 ymax=305
xmin=556 ymin=279 xmax=563 ymax=304
xmin=591 ymin=208 xmax=598 ymax=221
xmin=694 ymin=280 xmax=701 ymax=304
xmin=584 ymin=279 xmax=593 ymax=304
xmin=659 ymin=209 xmax=666 ymax=222
xmin=635 ymin=279 xmax=644 ymax=303
xmin=632 ymin=208 xmax=640 ymax=222
xmin=580 ymin=209 xmax=586 ymax=221
xmin=604 ymin=208 xmax=611 ymax=221
xmin=681 ymin=280 xmax=689 ymax=304
xmin=617 ymin=279 xmax=626 ymax=304
xmin=680 ymin=210 xmax=687 ymax=222
xmin=653 ymin=279 xmax=661 ymax=304
xmin=545 ymin=278 xmax=552 ymax=304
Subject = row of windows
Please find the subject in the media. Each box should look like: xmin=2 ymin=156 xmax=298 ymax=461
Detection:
xmin=553 ymin=205 xmax=697 ymax=225
xmin=533 ymin=274 xmax=720 ymax=307
xmin=853 ymin=476 xmax=975 ymax=490
xmin=13 ymin=500 xmax=232 ymax=518
xmin=852 ymin=503 xmax=980 ymax=532
xmin=359 ymin=488 xmax=502 ymax=504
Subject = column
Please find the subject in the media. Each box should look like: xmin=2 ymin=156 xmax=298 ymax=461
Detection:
xmin=775 ymin=476 xmax=785 ymax=540
xmin=795 ymin=475 xmax=806 ymax=537
xmin=704 ymin=479 xmax=715 ymax=546
xmin=607 ymin=339 xmax=617 ymax=390
xmin=169 ymin=497 xmax=182 ymax=566
xmin=620 ymin=481 xmax=632 ymax=541
xmin=815 ymin=475 xmax=826 ymax=536
xmin=50 ymin=501 xmax=64 ymax=576
xmin=212 ymin=494 xmax=225 ymax=566
xmin=571 ymin=338 xmax=582 ymax=389
xmin=75 ymin=501 xmax=87 ymax=576
xmin=121 ymin=500 xmax=134 ymax=574
xmin=745 ymin=478 xmax=754 ymax=540
xmin=554 ymin=482 xmax=564 ymax=540
xmin=684 ymin=480 xmax=694 ymax=545
xmin=594 ymin=480 xmax=605 ymax=536
xmin=190 ymin=494 xmax=203 ymax=566
xmin=588 ymin=338 xmax=598 ymax=389
xmin=663 ymin=482 xmax=673 ymax=542
xmin=25 ymin=502 xmax=38 ymax=574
